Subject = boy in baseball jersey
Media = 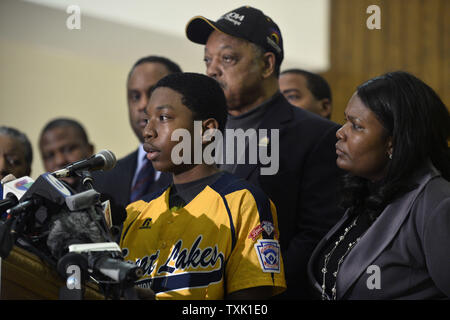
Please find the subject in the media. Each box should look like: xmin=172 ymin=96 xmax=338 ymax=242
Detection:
xmin=120 ymin=72 xmax=286 ymax=299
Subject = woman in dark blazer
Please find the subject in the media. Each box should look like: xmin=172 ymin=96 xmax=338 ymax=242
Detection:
xmin=308 ymin=71 xmax=450 ymax=300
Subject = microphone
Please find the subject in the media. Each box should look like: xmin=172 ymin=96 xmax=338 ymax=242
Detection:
xmin=1 ymin=176 xmax=34 ymax=214
xmin=47 ymin=207 xmax=143 ymax=286
xmin=58 ymin=242 xmax=143 ymax=284
xmin=0 ymin=171 xmax=142 ymax=295
xmin=3 ymin=172 xmax=74 ymax=240
xmin=0 ymin=195 xmax=18 ymax=214
xmin=47 ymin=210 xmax=106 ymax=259
xmin=65 ymin=189 xmax=101 ymax=211
xmin=52 ymin=149 xmax=116 ymax=178
xmin=0 ymin=175 xmax=35 ymax=258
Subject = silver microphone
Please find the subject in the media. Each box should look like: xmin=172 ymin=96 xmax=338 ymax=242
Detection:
xmin=52 ymin=149 xmax=116 ymax=178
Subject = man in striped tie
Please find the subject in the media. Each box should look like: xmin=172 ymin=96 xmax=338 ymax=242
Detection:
xmin=129 ymin=156 xmax=155 ymax=203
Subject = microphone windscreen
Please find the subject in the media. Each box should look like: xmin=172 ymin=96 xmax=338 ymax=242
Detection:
xmin=97 ymin=149 xmax=116 ymax=171
xmin=47 ymin=211 xmax=106 ymax=259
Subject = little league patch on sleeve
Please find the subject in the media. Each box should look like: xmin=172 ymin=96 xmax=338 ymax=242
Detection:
xmin=254 ymin=239 xmax=281 ymax=273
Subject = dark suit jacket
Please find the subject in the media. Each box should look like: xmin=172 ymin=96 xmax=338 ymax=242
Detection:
xmin=92 ymin=149 xmax=171 ymax=226
xmin=231 ymin=93 xmax=344 ymax=298
xmin=308 ymin=163 xmax=450 ymax=299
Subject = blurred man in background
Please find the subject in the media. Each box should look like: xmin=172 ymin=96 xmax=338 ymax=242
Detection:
xmin=279 ymin=69 xmax=332 ymax=119
xmin=0 ymin=126 xmax=33 ymax=182
xmin=39 ymin=118 xmax=94 ymax=191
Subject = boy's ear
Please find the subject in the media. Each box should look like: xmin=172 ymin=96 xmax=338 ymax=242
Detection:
xmin=202 ymin=118 xmax=219 ymax=144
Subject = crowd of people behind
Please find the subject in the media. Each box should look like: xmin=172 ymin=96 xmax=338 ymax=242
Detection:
xmin=1 ymin=5 xmax=449 ymax=300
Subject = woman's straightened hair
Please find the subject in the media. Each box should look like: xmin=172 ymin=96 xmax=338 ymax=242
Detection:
xmin=340 ymin=71 xmax=450 ymax=219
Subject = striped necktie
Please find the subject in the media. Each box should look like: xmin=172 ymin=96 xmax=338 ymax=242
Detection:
xmin=130 ymin=157 xmax=155 ymax=202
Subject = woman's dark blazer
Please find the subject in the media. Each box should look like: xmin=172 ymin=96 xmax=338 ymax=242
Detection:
xmin=308 ymin=163 xmax=450 ymax=299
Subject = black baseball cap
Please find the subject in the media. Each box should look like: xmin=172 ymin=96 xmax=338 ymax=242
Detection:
xmin=186 ymin=6 xmax=284 ymax=65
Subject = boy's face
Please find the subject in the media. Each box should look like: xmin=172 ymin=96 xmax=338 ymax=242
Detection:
xmin=143 ymin=87 xmax=195 ymax=173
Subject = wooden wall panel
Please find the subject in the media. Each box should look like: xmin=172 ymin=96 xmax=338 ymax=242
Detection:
xmin=323 ymin=0 xmax=450 ymax=125
xmin=442 ymin=0 xmax=450 ymax=99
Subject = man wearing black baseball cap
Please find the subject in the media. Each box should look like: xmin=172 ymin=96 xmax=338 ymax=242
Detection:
xmin=186 ymin=6 xmax=344 ymax=299
xmin=187 ymin=6 xmax=283 ymax=72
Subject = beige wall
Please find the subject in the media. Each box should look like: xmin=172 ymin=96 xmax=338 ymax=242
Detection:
xmin=0 ymin=0 xmax=205 ymax=179
xmin=0 ymin=38 xmax=134 ymax=178
xmin=6 ymin=0 xmax=446 ymax=179
xmin=25 ymin=0 xmax=331 ymax=72
xmin=1 ymin=0 xmax=333 ymax=179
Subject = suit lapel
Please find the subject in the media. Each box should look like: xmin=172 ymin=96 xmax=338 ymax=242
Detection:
xmin=122 ymin=150 xmax=138 ymax=203
xmin=233 ymin=93 xmax=293 ymax=180
xmin=336 ymin=165 xmax=440 ymax=299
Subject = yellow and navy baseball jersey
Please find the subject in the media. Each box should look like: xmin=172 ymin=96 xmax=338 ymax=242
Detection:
xmin=120 ymin=172 xmax=286 ymax=299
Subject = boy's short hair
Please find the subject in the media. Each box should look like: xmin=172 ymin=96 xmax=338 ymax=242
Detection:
xmin=151 ymin=72 xmax=228 ymax=132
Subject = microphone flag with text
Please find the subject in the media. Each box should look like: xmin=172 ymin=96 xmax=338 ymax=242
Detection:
xmin=1 ymin=175 xmax=34 ymax=216
xmin=0 ymin=175 xmax=34 ymax=258
xmin=0 ymin=172 xmax=75 ymax=259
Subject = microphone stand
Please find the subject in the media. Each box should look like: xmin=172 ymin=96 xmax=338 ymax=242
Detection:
xmin=77 ymin=170 xmax=94 ymax=190
xmin=74 ymin=169 xmax=112 ymax=246
xmin=61 ymin=169 xmax=142 ymax=300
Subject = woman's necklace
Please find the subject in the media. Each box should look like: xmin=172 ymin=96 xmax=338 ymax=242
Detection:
xmin=321 ymin=216 xmax=361 ymax=300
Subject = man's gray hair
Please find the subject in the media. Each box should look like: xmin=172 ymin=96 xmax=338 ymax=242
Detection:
xmin=249 ymin=42 xmax=281 ymax=77
xmin=0 ymin=126 xmax=33 ymax=168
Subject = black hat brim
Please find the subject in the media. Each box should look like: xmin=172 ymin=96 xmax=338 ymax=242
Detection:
xmin=185 ymin=16 xmax=221 ymax=44
xmin=186 ymin=16 xmax=252 ymax=46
